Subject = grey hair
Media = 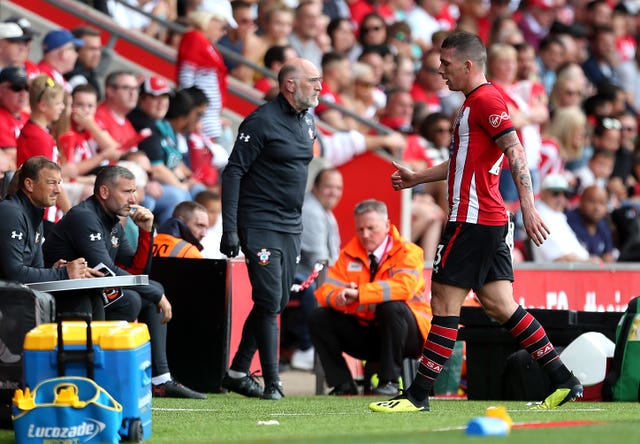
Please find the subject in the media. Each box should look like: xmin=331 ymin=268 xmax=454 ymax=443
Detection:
xmin=94 ymin=165 xmax=135 ymax=194
xmin=354 ymin=199 xmax=388 ymax=218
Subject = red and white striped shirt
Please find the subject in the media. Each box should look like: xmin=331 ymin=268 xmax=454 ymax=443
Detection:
xmin=448 ymin=83 xmax=512 ymax=226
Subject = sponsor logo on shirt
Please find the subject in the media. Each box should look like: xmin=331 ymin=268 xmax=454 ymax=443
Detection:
xmin=489 ymin=112 xmax=510 ymax=128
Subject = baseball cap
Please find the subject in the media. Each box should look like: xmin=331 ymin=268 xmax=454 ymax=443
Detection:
xmin=528 ymin=0 xmax=556 ymax=10
xmin=200 ymin=1 xmax=238 ymax=28
xmin=0 ymin=22 xmax=28 ymax=41
xmin=140 ymin=76 xmax=172 ymax=96
xmin=0 ymin=66 xmax=28 ymax=86
xmin=4 ymin=16 xmax=40 ymax=39
xmin=42 ymin=29 xmax=84 ymax=53
xmin=541 ymin=174 xmax=570 ymax=192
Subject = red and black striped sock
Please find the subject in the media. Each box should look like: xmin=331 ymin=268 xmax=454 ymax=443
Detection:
xmin=502 ymin=306 xmax=571 ymax=384
xmin=408 ymin=315 xmax=459 ymax=401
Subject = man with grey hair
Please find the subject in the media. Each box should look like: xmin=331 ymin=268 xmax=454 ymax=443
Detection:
xmin=220 ymin=57 xmax=321 ymax=400
xmin=311 ymin=199 xmax=431 ymax=396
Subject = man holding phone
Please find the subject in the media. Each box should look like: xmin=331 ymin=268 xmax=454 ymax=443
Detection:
xmin=43 ymin=165 xmax=205 ymax=399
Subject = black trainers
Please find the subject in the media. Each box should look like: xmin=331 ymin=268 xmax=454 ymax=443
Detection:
xmin=531 ymin=373 xmax=583 ymax=409
xmin=372 ymin=381 xmax=400 ymax=397
xmin=262 ymin=381 xmax=284 ymax=400
xmin=152 ymin=380 xmax=207 ymax=399
xmin=369 ymin=391 xmax=430 ymax=413
xmin=221 ymin=372 xmax=264 ymax=398
xmin=328 ymin=380 xmax=359 ymax=396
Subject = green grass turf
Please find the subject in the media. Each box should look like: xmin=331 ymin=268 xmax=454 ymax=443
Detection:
xmin=2 ymin=395 xmax=638 ymax=443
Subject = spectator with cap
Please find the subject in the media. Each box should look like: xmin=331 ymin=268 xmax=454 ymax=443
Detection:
xmin=177 ymin=6 xmax=235 ymax=142
xmin=37 ymin=29 xmax=84 ymax=93
xmin=65 ymin=26 xmax=104 ymax=100
xmin=128 ymin=76 xmax=192 ymax=224
xmin=532 ymin=174 xmax=596 ymax=263
xmin=0 ymin=22 xmax=29 ymax=71
xmin=4 ymin=16 xmax=40 ymax=80
xmin=0 ymin=66 xmax=30 ymax=172
xmin=516 ymin=0 xmax=557 ymax=50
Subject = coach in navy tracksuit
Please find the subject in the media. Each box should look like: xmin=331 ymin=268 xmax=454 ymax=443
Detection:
xmin=220 ymin=58 xmax=322 ymax=400
xmin=43 ymin=166 xmax=206 ymax=399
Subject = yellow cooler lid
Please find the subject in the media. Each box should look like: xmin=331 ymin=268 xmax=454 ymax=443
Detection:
xmin=24 ymin=321 xmax=150 ymax=350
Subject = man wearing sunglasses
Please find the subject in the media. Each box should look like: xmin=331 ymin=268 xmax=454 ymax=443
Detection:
xmin=0 ymin=66 xmax=30 ymax=173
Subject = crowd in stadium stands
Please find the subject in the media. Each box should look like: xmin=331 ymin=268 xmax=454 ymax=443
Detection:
xmin=0 ymin=0 xmax=639 ymax=394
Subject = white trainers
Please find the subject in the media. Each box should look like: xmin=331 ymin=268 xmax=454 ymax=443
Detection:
xmin=290 ymin=347 xmax=315 ymax=371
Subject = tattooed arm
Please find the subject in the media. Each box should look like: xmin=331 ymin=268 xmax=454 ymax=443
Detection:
xmin=497 ymin=131 xmax=550 ymax=246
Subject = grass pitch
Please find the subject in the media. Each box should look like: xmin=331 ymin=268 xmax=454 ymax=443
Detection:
xmin=4 ymin=394 xmax=637 ymax=443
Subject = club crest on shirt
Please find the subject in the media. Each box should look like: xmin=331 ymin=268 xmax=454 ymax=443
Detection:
xmin=489 ymin=112 xmax=510 ymax=128
xmin=257 ymin=248 xmax=271 ymax=265
xmin=347 ymin=261 xmax=363 ymax=272
xmin=111 ymin=234 xmax=120 ymax=248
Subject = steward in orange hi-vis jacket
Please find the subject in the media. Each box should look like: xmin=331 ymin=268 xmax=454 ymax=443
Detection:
xmin=315 ymin=224 xmax=431 ymax=335
xmin=311 ymin=199 xmax=432 ymax=396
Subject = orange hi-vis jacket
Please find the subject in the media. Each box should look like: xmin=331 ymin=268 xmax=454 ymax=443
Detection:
xmin=152 ymin=234 xmax=204 ymax=258
xmin=315 ymin=224 xmax=432 ymax=342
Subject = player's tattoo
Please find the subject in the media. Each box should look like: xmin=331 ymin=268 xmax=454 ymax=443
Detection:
xmin=498 ymin=132 xmax=533 ymax=193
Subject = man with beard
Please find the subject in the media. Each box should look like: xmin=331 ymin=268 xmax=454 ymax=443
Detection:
xmin=220 ymin=58 xmax=321 ymax=400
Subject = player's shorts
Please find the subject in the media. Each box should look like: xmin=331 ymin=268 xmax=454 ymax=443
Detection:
xmin=431 ymin=222 xmax=514 ymax=291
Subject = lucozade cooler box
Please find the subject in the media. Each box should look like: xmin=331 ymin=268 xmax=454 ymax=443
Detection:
xmin=22 ymin=321 xmax=152 ymax=441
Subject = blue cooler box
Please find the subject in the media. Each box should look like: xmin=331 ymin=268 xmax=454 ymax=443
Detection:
xmin=23 ymin=321 xmax=152 ymax=441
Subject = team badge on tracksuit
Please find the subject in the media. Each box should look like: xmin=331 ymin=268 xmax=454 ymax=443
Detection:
xmin=257 ymin=248 xmax=271 ymax=265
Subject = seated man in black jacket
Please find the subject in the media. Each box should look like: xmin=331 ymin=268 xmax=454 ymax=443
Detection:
xmin=43 ymin=165 xmax=206 ymax=399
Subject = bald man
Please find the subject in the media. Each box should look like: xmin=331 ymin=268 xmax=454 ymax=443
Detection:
xmin=220 ymin=58 xmax=321 ymax=400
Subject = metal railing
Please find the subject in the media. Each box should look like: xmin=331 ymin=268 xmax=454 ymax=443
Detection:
xmin=48 ymin=0 xmax=393 ymax=134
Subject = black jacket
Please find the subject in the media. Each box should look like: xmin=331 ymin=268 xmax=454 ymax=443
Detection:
xmin=221 ymin=93 xmax=316 ymax=234
xmin=0 ymin=190 xmax=69 ymax=283
xmin=42 ymin=196 xmax=160 ymax=303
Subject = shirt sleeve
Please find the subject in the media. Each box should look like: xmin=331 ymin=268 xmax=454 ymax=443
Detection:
xmin=220 ymin=113 xmax=266 ymax=232
xmin=0 ymin=205 xmax=67 ymax=283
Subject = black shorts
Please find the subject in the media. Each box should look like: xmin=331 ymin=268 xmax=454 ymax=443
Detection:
xmin=431 ymin=222 xmax=514 ymax=291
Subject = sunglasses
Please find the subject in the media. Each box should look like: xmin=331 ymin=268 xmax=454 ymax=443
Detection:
xmin=9 ymin=84 xmax=29 ymax=92
xmin=356 ymin=80 xmax=376 ymax=88
xmin=601 ymin=117 xmax=622 ymax=130
xmin=362 ymin=25 xmax=384 ymax=34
